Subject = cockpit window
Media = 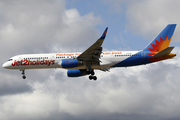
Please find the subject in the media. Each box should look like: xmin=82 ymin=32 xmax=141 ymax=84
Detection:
xmin=8 ymin=59 xmax=13 ymax=61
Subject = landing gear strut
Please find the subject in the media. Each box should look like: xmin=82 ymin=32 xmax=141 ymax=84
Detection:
xmin=20 ymin=69 xmax=26 ymax=79
xmin=87 ymin=69 xmax=97 ymax=80
xmin=87 ymin=70 xmax=94 ymax=75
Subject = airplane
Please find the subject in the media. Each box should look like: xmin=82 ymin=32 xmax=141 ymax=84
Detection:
xmin=2 ymin=24 xmax=177 ymax=80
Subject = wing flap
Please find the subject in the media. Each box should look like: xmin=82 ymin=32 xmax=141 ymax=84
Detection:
xmin=100 ymin=68 xmax=110 ymax=72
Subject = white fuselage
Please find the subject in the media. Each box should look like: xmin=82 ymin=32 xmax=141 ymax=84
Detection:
xmin=3 ymin=51 xmax=140 ymax=70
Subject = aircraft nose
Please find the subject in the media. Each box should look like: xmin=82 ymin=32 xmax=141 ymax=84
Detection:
xmin=2 ymin=62 xmax=9 ymax=69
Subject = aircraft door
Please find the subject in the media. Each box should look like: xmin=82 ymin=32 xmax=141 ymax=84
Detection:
xmin=51 ymin=55 xmax=55 ymax=60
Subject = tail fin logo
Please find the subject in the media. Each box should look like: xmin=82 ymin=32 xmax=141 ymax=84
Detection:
xmin=147 ymin=35 xmax=172 ymax=56
xmin=147 ymin=36 xmax=174 ymax=62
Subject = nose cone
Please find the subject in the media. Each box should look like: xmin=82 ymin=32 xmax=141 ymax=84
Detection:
xmin=2 ymin=62 xmax=10 ymax=69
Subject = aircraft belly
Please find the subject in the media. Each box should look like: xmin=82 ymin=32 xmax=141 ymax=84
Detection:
xmin=67 ymin=64 xmax=113 ymax=70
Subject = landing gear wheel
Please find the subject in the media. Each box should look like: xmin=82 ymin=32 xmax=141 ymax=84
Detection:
xmin=93 ymin=76 xmax=97 ymax=80
xmin=87 ymin=71 xmax=91 ymax=75
xmin=91 ymin=71 xmax=95 ymax=75
xmin=89 ymin=76 xmax=93 ymax=80
xmin=89 ymin=76 xmax=97 ymax=80
xmin=22 ymin=76 xmax=26 ymax=79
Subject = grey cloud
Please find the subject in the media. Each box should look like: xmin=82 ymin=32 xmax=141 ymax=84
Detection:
xmin=0 ymin=81 xmax=33 ymax=96
xmin=103 ymin=0 xmax=180 ymax=42
xmin=125 ymin=0 xmax=180 ymax=41
xmin=0 ymin=0 xmax=101 ymax=58
xmin=0 ymin=68 xmax=33 ymax=96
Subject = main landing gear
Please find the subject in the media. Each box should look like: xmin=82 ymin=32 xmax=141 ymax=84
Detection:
xmin=87 ymin=70 xmax=97 ymax=80
xmin=20 ymin=69 xmax=26 ymax=79
xmin=89 ymin=75 xmax=97 ymax=80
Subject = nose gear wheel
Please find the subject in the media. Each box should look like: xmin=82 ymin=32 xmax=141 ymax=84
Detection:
xmin=20 ymin=69 xmax=26 ymax=79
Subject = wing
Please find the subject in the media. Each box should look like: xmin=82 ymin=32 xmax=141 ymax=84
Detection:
xmin=77 ymin=27 xmax=108 ymax=69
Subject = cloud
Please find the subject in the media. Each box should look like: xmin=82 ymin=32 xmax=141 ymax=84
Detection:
xmin=0 ymin=0 xmax=101 ymax=57
xmin=103 ymin=0 xmax=180 ymax=43
xmin=54 ymin=8 xmax=101 ymax=52
xmin=126 ymin=0 xmax=180 ymax=41
xmin=102 ymin=0 xmax=128 ymax=15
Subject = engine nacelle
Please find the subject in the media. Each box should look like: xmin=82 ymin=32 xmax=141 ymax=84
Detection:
xmin=61 ymin=59 xmax=82 ymax=68
xmin=67 ymin=69 xmax=87 ymax=77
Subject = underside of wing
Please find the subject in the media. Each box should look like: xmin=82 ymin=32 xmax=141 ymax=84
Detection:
xmin=100 ymin=68 xmax=110 ymax=72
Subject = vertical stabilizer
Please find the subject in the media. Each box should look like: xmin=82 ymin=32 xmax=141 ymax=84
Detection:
xmin=143 ymin=24 xmax=176 ymax=52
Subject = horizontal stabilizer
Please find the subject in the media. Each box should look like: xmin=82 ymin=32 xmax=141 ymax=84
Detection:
xmin=153 ymin=47 xmax=174 ymax=58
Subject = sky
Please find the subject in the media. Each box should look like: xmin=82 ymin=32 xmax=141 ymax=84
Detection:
xmin=1 ymin=0 xmax=180 ymax=120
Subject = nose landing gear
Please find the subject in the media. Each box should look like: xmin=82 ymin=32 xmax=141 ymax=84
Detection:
xmin=20 ymin=69 xmax=26 ymax=79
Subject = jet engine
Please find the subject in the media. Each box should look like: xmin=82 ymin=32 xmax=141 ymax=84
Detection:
xmin=67 ymin=69 xmax=87 ymax=77
xmin=61 ymin=59 xmax=82 ymax=68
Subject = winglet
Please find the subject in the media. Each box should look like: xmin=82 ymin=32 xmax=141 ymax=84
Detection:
xmin=100 ymin=27 xmax=108 ymax=39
